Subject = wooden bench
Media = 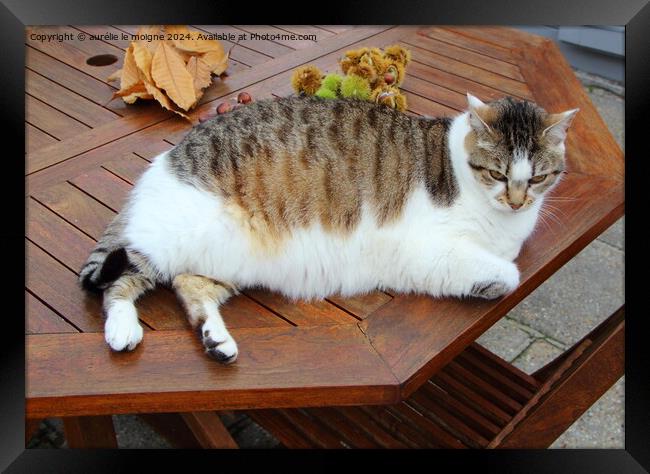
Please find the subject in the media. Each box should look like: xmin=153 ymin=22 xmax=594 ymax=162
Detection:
xmin=25 ymin=25 xmax=624 ymax=448
xmin=247 ymin=306 xmax=624 ymax=448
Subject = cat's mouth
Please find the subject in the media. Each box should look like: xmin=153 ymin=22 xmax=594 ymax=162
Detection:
xmin=495 ymin=194 xmax=535 ymax=213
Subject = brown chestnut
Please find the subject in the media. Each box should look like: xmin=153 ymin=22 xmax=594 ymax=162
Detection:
xmin=198 ymin=111 xmax=216 ymax=123
xmin=216 ymin=102 xmax=232 ymax=114
xmin=237 ymin=92 xmax=252 ymax=104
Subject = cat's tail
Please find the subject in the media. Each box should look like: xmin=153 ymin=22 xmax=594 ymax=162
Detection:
xmin=79 ymin=214 xmax=130 ymax=293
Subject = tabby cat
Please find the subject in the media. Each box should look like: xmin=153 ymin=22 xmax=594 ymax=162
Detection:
xmin=80 ymin=93 xmax=577 ymax=363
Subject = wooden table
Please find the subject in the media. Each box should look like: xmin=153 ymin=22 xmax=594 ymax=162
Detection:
xmin=25 ymin=25 xmax=624 ymax=447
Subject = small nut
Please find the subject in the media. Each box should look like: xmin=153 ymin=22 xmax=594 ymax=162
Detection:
xmin=237 ymin=92 xmax=252 ymax=104
xmin=198 ymin=111 xmax=216 ymax=123
xmin=216 ymin=102 xmax=232 ymax=114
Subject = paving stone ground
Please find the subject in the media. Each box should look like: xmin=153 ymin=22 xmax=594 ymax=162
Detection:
xmin=28 ymin=68 xmax=624 ymax=449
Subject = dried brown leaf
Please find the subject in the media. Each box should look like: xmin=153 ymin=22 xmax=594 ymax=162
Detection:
xmin=115 ymin=83 xmax=149 ymax=103
xmin=113 ymin=82 xmax=147 ymax=97
xmin=112 ymin=81 xmax=152 ymax=103
xmin=166 ymin=42 xmax=194 ymax=64
xmin=142 ymin=76 xmax=190 ymax=120
xmin=202 ymin=49 xmax=229 ymax=75
xmin=122 ymin=91 xmax=154 ymax=104
xmin=111 ymin=25 xmax=224 ymax=114
xmin=135 ymin=25 xmax=163 ymax=54
xmin=151 ymin=41 xmax=196 ymax=110
xmin=132 ymin=41 xmax=153 ymax=82
xmin=119 ymin=45 xmax=140 ymax=92
xmin=107 ymin=69 xmax=121 ymax=82
xmin=186 ymin=56 xmax=213 ymax=98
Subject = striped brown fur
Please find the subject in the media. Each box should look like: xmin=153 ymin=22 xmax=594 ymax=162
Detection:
xmin=169 ymin=97 xmax=455 ymax=248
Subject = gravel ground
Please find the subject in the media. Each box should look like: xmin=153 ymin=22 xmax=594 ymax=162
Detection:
xmin=27 ymin=68 xmax=624 ymax=450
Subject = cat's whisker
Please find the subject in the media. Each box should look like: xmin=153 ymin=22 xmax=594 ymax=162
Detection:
xmin=539 ymin=207 xmax=563 ymax=231
xmin=544 ymin=196 xmax=581 ymax=202
xmin=541 ymin=202 xmax=569 ymax=218
xmin=535 ymin=212 xmax=552 ymax=234
xmin=539 ymin=207 xmax=559 ymax=225
xmin=545 ymin=206 xmax=564 ymax=225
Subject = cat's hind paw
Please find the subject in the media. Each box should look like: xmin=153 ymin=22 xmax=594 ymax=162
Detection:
xmin=104 ymin=302 xmax=144 ymax=351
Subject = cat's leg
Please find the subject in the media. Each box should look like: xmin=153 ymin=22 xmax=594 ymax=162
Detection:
xmin=441 ymin=239 xmax=520 ymax=300
xmin=103 ymin=271 xmax=154 ymax=351
xmin=172 ymin=274 xmax=239 ymax=363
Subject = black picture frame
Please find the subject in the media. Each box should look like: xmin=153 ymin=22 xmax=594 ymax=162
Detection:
xmin=2 ymin=0 xmax=646 ymax=471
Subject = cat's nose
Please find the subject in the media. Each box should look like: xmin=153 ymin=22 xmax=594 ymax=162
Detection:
xmin=509 ymin=202 xmax=522 ymax=210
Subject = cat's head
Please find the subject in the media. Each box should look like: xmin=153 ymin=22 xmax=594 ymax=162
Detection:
xmin=464 ymin=93 xmax=578 ymax=213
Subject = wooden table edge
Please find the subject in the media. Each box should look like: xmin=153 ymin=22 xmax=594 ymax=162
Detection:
xmin=359 ymin=175 xmax=624 ymax=397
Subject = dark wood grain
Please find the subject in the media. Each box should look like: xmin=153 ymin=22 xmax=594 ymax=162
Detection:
xmin=33 ymin=181 xmax=115 ymax=240
xmin=420 ymin=381 xmax=502 ymax=439
xmin=494 ymin=307 xmax=624 ymax=448
xmin=399 ymin=41 xmax=533 ymax=99
xmin=513 ymin=39 xmax=624 ymax=180
xmin=26 ymin=291 xmax=78 ymax=334
xmin=26 ymin=325 xmax=399 ymax=418
xmin=401 ymin=74 xmax=467 ymax=111
xmin=247 ymin=410 xmax=315 ymax=448
xmin=63 ymin=416 xmax=117 ymax=448
xmin=406 ymin=60 xmax=516 ymax=103
xmin=26 ymin=240 xmax=105 ymax=332
xmin=245 ymin=289 xmax=358 ymax=325
xmin=26 ymin=69 xmax=120 ymax=128
xmin=402 ymin=34 xmax=525 ymax=81
xmin=27 ymin=121 xmax=179 ymax=192
xmin=363 ymin=404 xmax=440 ymax=448
xmin=442 ymin=26 xmax=547 ymax=51
xmin=421 ymin=28 xmax=516 ymax=64
xmin=26 ymin=94 xmax=90 ymax=140
xmin=26 ymin=46 xmax=139 ymax=118
xmin=69 ymin=167 xmax=133 ymax=212
xmin=327 ymin=292 xmax=393 ymax=320
xmin=431 ymin=371 xmax=512 ymax=426
xmin=277 ymin=409 xmax=344 ymax=448
xmin=101 ymin=154 xmax=151 ymax=184
xmin=26 ymin=123 xmax=57 ymax=152
xmin=407 ymin=389 xmax=488 ymax=448
xmin=180 ymin=412 xmax=239 ymax=448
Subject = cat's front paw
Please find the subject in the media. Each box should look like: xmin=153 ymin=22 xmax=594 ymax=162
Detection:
xmin=470 ymin=281 xmax=512 ymax=299
xmin=201 ymin=320 xmax=238 ymax=364
xmin=470 ymin=263 xmax=519 ymax=300
xmin=104 ymin=302 xmax=143 ymax=351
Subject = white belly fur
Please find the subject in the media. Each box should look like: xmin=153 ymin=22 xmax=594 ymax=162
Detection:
xmin=123 ymin=151 xmax=537 ymax=300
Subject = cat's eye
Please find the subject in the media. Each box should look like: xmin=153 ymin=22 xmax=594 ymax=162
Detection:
xmin=529 ymin=174 xmax=547 ymax=184
xmin=488 ymin=170 xmax=507 ymax=181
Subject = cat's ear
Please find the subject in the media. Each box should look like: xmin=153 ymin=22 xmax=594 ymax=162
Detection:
xmin=466 ymin=93 xmax=494 ymax=135
xmin=542 ymin=108 xmax=579 ymax=146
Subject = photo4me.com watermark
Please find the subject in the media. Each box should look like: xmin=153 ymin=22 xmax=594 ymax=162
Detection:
xmin=29 ymin=30 xmax=317 ymax=43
